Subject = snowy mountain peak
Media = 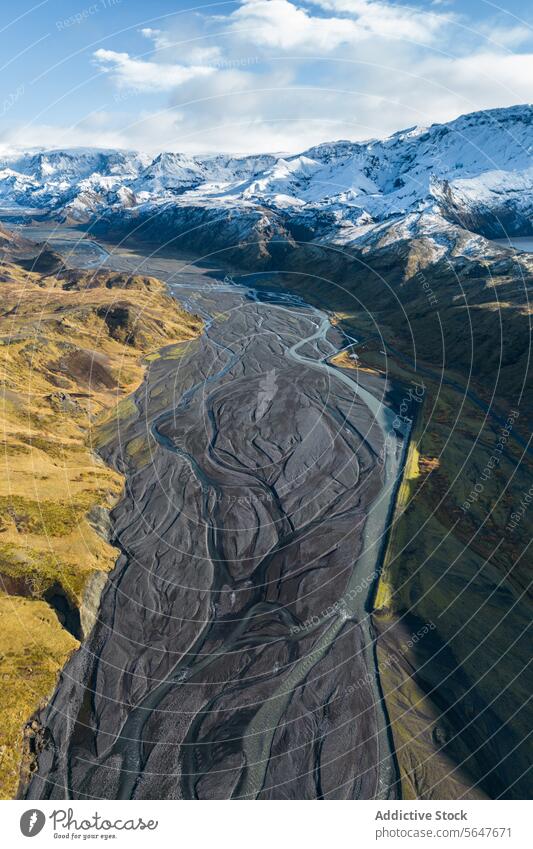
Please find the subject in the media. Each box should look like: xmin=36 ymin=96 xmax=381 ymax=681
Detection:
xmin=0 ymin=105 xmax=531 ymax=245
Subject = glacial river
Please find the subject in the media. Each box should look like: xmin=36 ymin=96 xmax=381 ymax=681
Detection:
xmin=21 ymin=228 xmax=412 ymax=800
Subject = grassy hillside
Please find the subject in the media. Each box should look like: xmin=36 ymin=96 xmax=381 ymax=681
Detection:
xmin=335 ymin=346 xmax=531 ymax=799
xmin=277 ymin=234 xmax=532 ymax=416
xmin=0 ymin=241 xmax=202 ymax=797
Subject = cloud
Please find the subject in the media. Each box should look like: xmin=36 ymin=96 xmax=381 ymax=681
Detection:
xmin=228 ymin=0 xmax=451 ymax=51
xmin=7 ymin=0 xmax=532 ymax=155
xmin=229 ymin=0 xmax=362 ymax=50
xmin=312 ymin=0 xmax=451 ymax=41
xmin=93 ymin=48 xmax=215 ymax=92
xmin=421 ymin=51 xmax=533 ymax=109
xmin=3 ymin=45 xmax=532 ymax=157
xmin=0 ymin=113 xmax=136 ymax=154
xmin=139 ymin=28 xmax=172 ymax=51
xmin=140 ymin=22 xmax=223 ymax=66
xmin=479 ymin=24 xmax=533 ymax=49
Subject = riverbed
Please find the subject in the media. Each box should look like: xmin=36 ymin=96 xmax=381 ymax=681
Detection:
xmin=21 ymin=229 xmax=411 ymax=800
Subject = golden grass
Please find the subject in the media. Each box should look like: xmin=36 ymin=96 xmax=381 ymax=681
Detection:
xmin=0 ymin=257 xmax=202 ymax=797
xmin=330 ymin=348 xmax=382 ymax=376
xmin=0 ymin=593 xmax=78 ymax=796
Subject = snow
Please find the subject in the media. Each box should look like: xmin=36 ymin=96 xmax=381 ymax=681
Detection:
xmin=0 ymin=104 xmax=531 ymax=248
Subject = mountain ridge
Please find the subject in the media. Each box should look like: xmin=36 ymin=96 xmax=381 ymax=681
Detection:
xmin=1 ymin=105 xmax=531 ymax=251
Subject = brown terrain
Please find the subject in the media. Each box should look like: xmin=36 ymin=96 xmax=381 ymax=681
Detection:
xmin=0 ymin=227 xmax=202 ymax=797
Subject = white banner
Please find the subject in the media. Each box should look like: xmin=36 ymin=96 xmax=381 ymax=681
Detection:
xmin=1 ymin=800 xmax=528 ymax=848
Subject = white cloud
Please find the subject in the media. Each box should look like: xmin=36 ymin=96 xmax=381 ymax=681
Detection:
xmin=8 ymin=0 xmax=532 ymax=155
xmin=229 ymin=0 xmax=361 ymax=50
xmin=140 ymin=23 xmax=223 ymax=66
xmin=421 ymin=51 xmax=533 ymax=109
xmin=479 ymin=24 xmax=533 ymax=49
xmin=3 ymin=45 xmax=532 ymax=157
xmin=228 ymin=0 xmax=450 ymax=51
xmin=139 ymin=28 xmax=172 ymax=51
xmin=93 ymin=49 xmax=215 ymax=92
xmin=311 ymin=0 xmax=451 ymax=41
xmin=0 ymin=113 xmax=136 ymax=154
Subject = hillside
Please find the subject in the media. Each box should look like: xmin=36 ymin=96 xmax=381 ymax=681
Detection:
xmin=0 ymin=229 xmax=202 ymax=797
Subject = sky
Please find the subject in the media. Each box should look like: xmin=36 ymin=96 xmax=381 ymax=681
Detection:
xmin=0 ymin=0 xmax=532 ymax=154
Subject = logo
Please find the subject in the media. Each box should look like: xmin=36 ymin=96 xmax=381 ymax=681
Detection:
xmin=20 ymin=809 xmax=46 ymax=837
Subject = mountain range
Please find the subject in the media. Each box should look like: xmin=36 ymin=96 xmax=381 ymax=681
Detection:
xmin=1 ymin=105 xmax=532 ymax=261
xmin=1 ymin=105 xmax=531 ymax=411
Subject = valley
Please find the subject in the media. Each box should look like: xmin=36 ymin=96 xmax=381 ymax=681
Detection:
xmin=15 ymin=232 xmax=410 ymax=800
xmin=1 ymin=102 xmax=531 ymax=801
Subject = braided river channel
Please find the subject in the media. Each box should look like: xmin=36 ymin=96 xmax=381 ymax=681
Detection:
xmin=22 ymin=232 xmax=412 ymax=800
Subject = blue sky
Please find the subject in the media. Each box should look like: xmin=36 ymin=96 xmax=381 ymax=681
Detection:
xmin=0 ymin=0 xmax=532 ymax=152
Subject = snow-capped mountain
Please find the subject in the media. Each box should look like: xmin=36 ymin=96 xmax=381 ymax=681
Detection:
xmin=0 ymin=105 xmax=531 ymax=255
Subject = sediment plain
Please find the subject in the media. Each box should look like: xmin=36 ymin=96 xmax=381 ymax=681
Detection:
xmin=7 ymin=225 xmax=530 ymax=801
xmin=18 ymin=235 xmax=409 ymax=800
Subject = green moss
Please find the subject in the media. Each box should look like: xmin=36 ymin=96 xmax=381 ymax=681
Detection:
xmin=145 ymin=338 xmax=199 ymax=363
xmin=0 ymin=542 xmax=87 ymax=603
xmin=13 ymin=433 xmax=68 ymax=459
xmin=0 ymin=492 xmax=106 ymax=538
xmin=91 ymin=395 xmax=138 ymax=451
xmin=125 ymin=434 xmax=153 ymax=467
